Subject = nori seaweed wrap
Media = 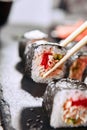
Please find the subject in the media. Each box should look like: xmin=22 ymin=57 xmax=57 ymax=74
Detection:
xmin=0 ymin=84 xmax=15 ymax=130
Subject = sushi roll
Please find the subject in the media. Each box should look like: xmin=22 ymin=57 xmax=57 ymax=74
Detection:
xmin=68 ymin=51 xmax=87 ymax=81
xmin=43 ymin=78 xmax=87 ymax=128
xmin=18 ymin=30 xmax=48 ymax=59
xmin=25 ymin=40 xmax=67 ymax=83
xmin=83 ymin=67 xmax=87 ymax=85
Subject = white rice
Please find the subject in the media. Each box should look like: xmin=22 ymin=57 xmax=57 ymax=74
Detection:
xmin=50 ymin=89 xmax=87 ymax=128
xmin=31 ymin=44 xmax=66 ymax=83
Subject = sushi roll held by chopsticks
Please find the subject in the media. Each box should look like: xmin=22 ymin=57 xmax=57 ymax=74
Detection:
xmin=43 ymin=78 xmax=87 ymax=128
xmin=25 ymin=40 xmax=67 ymax=83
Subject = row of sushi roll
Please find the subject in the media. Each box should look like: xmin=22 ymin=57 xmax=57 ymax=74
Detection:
xmin=24 ymin=38 xmax=87 ymax=84
xmin=18 ymin=29 xmax=87 ymax=128
xmin=18 ymin=29 xmax=87 ymax=84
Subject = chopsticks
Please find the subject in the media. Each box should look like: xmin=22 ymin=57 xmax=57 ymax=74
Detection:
xmin=43 ymin=36 xmax=87 ymax=78
xmin=60 ymin=21 xmax=87 ymax=47
xmin=43 ymin=21 xmax=87 ymax=78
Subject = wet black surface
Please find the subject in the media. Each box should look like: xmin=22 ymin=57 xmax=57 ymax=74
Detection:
xmin=20 ymin=107 xmax=53 ymax=130
xmin=21 ymin=75 xmax=47 ymax=97
xmin=15 ymin=59 xmax=47 ymax=97
xmin=15 ymin=60 xmax=25 ymax=74
xmin=20 ymin=107 xmax=87 ymax=130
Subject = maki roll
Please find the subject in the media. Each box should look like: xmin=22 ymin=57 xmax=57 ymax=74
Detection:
xmin=43 ymin=78 xmax=87 ymax=128
xmin=68 ymin=51 xmax=87 ymax=81
xmin=19 ymin=30 xmax=48 ymax=59
xmin=25 ymin=40 xmax=67 ymax=83
xmin=83 ymin=67 xmax=87 ymax=85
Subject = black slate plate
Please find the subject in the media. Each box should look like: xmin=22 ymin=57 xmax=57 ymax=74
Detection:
xmin=15 ymin=60 xmax=47 ymax=97
xmin=21 ymin=76 xmax=47 ymax=97
xmin=20 ymin=107 xmax=87 ymax=130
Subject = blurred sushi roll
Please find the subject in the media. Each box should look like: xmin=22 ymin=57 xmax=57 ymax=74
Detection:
xmin=68 ymin=51 xmax=87 ymax=82
xmin=83 ymin=67 xmax=87 ymax=85
xmin=25 ymin=40 xmax=67 ymax=83
xmin=18 ymin=30 xmax=48 ymax=59
xmin=43 ymin=78 xmax=87 ymax=128
xmin=59 ymin=40 xmax=77 ymax=50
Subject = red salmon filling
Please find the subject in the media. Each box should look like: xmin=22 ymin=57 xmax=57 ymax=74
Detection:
xmin=41 ymin=52 xmax=52 ymax=69
xmin=72 ymin=98 xmax=87 ymax=107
